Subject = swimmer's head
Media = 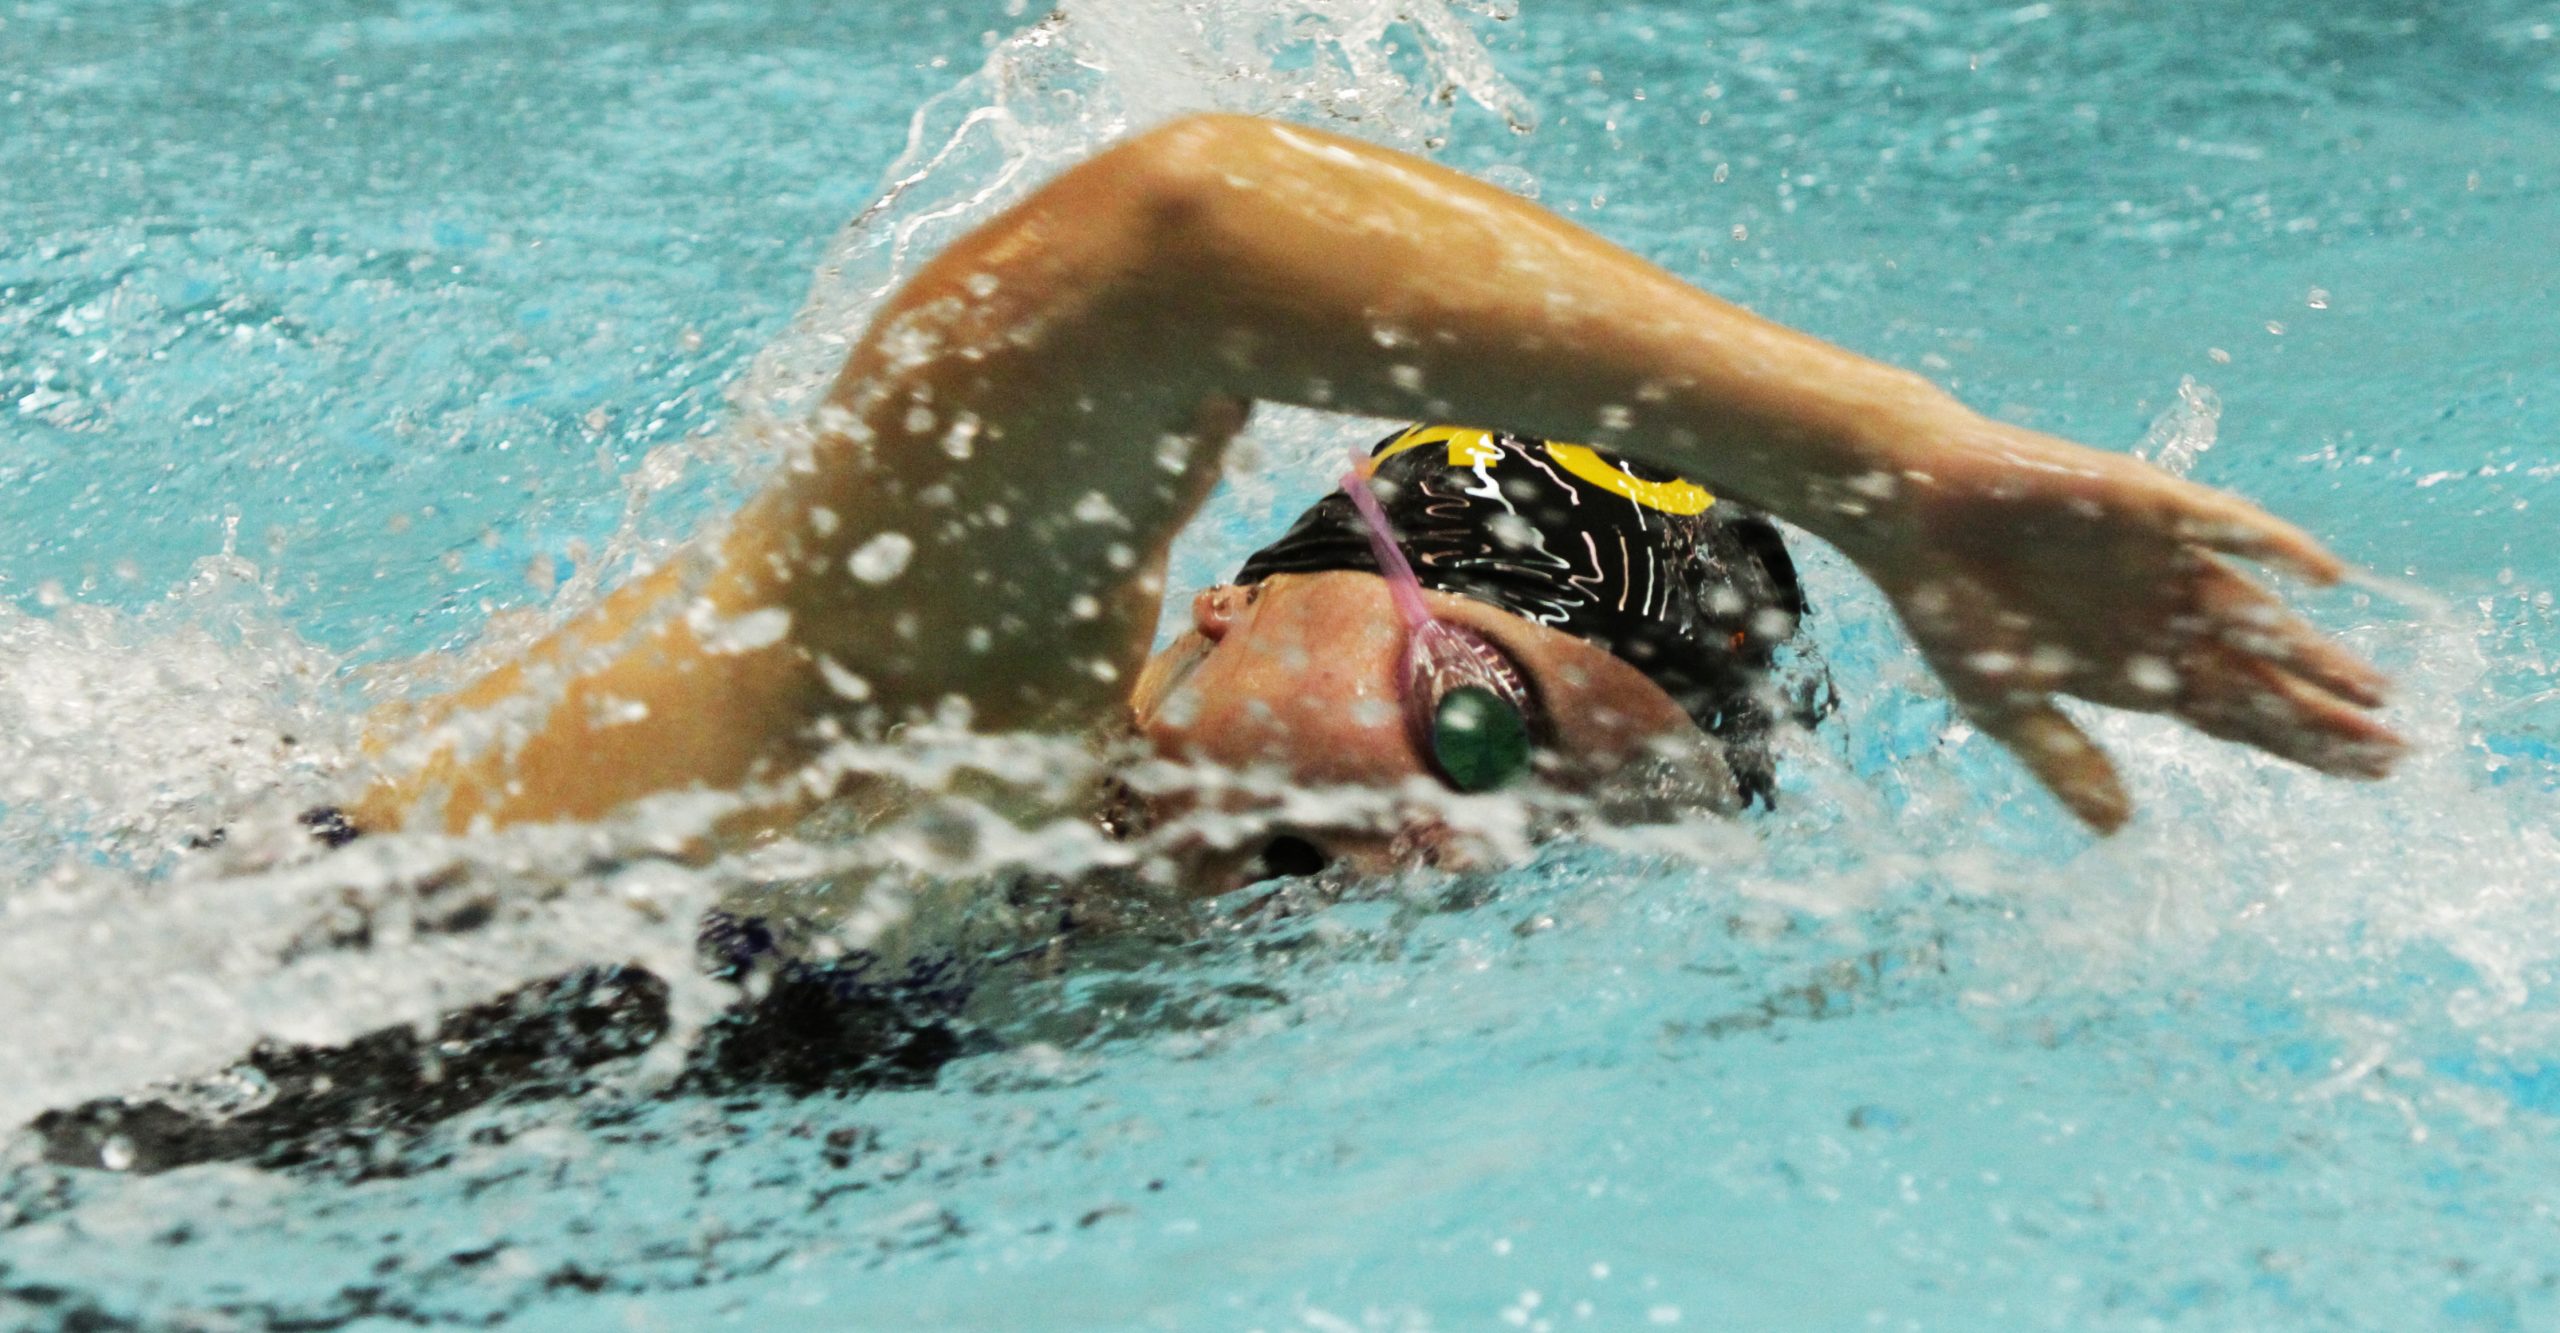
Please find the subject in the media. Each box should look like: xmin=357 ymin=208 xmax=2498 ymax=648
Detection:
xmin=1126 ymin=427 xmax=1824 ymax=888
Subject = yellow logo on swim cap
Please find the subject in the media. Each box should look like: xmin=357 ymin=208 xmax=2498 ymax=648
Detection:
xmin=1374 ymin=425 xmax=1715 ymax=516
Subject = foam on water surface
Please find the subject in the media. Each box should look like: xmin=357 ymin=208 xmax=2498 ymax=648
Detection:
xmin=7 ymin=0 xmax=2560 ymax=1327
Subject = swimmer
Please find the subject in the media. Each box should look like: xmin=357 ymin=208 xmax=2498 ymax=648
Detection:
xmin=36 ymin=114 xmax=2410 ymax=1169
xmin=344 ymin=113 xmax=2399 ymax=871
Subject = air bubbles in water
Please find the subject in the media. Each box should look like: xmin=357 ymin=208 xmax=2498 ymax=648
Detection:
xmin=2134 ymin=374 xmax=2220 ymax=477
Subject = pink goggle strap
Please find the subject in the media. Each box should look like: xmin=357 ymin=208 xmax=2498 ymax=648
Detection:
xmin=1338 ymin=449 xmax=1438 ymax=633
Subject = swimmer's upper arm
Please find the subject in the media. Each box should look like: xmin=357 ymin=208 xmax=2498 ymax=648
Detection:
xmin=354 ymin=118 xmax=1263 ymax=832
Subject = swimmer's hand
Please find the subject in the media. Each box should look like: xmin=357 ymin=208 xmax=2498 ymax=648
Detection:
xmin=1829 ymin=410 xmax=2403 ymax=832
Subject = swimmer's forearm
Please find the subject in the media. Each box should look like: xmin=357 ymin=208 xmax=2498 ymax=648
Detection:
xmin=1069 ymin=115 xmax=1966 ymax=543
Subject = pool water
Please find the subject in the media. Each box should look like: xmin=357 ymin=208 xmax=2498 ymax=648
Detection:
xmin=7 ymin=0 xmax=2560 ymax=1327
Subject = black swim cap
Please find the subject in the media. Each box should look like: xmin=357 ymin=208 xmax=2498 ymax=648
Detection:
xmin=1232 ymin=426 xmax=1821 ymax=805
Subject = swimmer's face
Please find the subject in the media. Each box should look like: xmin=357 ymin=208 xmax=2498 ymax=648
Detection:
xmin=1127 ymin=570 xmax=1727 ymax=891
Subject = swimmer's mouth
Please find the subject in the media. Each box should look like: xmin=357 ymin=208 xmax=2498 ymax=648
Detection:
xmin=1249 ymin=833 xmax=1332 ymax=881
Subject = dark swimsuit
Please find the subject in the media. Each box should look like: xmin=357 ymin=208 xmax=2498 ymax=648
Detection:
xmin=42 ymin=815 xmax=977 ymax=1173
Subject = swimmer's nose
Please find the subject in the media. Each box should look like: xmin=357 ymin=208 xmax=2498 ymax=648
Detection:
xmin=1251 ymin=833 xmax=1332 ymax=880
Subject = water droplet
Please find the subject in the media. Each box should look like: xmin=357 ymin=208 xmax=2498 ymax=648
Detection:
xmin=704 ymin=607 xmax=791 ymax=655
xmin=1072 ymin=491 xmax=1124 ymax=525
xmin=848 ymin=532 xmax=916 ymax=584
xmin=590 ymin=694 xmax=650 ymax=726
xmin=818 ymin=657 xmax=872 ymax=701
xmin=940 ymin=415 xmax=979 ymax=460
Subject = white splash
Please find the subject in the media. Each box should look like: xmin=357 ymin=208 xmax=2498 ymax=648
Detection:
xmin=2134 ymin=374 xmax=2221 ymax=477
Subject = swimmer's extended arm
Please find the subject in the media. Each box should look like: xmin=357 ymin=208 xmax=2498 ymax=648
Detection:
xmin=357 ymin=112 xmax=2396 ymax=835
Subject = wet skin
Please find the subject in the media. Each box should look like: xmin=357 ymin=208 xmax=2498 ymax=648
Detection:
xmin=1125 ymin=569 xmax=1722 ymax=889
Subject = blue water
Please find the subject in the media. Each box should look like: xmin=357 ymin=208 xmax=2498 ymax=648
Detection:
xmin=8 ymin=0 xmax=2560 ymax=1328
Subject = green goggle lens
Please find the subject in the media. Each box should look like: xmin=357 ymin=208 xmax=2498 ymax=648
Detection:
xmin=1430 ymin=685 xmax=1533 ymax=792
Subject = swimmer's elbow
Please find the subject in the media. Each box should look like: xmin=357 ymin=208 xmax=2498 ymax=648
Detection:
xmin=1089 ymin=113 xmax=1268 ymax=251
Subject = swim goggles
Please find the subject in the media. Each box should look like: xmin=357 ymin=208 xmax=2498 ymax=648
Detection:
xmin=1338 ymin=451 xmax=1540 ymax=792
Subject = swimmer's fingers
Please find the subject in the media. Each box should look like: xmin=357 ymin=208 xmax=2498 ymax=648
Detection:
xmin=2191 ymin=560 xmax=2391 ymax=709
xmin=2170 ymin=489 xmax=2348 ymax=585
xmin=1960 ymin=691 xmax=2132 ymax=833
xmin=2173 ymin=645 xmax=2406 ymax=780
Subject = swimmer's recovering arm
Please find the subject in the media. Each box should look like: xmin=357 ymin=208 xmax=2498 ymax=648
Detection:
xmin=355 ymin=112 xmax=2397 ymax=835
